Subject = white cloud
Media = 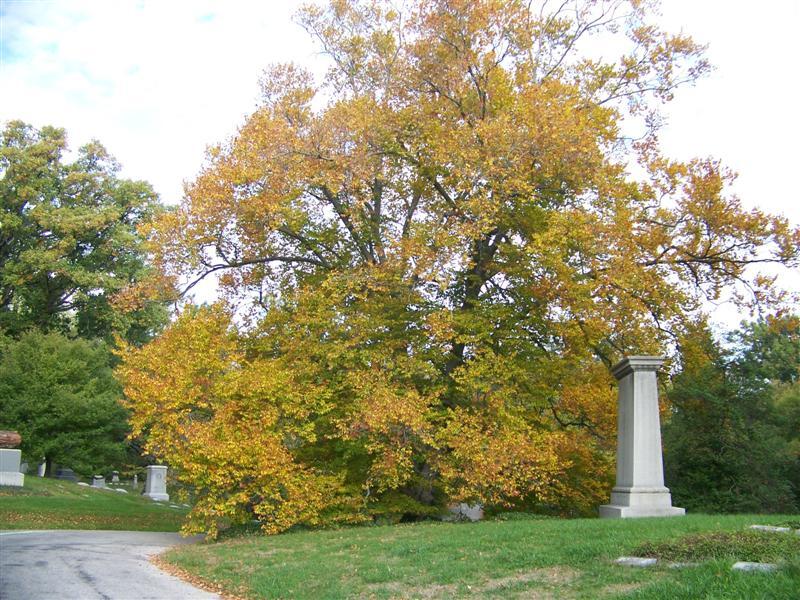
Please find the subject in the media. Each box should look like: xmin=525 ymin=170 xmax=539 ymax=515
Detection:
xmin=1 ymin=0 xmax=319 ymax=203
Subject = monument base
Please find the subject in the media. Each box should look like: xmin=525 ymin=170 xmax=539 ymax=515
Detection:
xmin=0 ymin=471 xmax=24 ymax=487
xmin=143 ymin=492 xmax=170 ymax=502
xmin=599 ymin=504 xmax=685 ymax=518
xmin=599 ymin=486 xmax=684 ymax=518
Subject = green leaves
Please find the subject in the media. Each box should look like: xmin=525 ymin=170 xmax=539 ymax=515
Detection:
xmin=0 ymin=120 xmax=166 ymax=344
xmin=0 ymin=330 xmax=128 ymax=475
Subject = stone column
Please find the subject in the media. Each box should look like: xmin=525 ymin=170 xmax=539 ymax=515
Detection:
xmin=599 ymin=356 xmax=684 ymax=518
xmin=142 ymin=465 xmax=169 ymax=502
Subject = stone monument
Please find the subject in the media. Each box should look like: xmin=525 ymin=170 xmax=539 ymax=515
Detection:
xmin=91 ymin=475 xmax=106 ymax=488
xmin=142 ymin=465 xmax=169 ymax=502
xmin=599 ymin=356 xmax=685 ymax=518
xmin=0 ymin=430 xmax=24 ymax=487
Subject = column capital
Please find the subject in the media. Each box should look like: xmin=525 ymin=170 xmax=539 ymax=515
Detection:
xmin=611 ymin=355 xmax=665 ymax=381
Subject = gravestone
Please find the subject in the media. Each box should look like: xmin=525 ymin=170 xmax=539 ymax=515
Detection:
xmin=37 ymin=461 xmax=46 ymax=477
xmin=599 ymin=356 xmax=685 ymax=518
xmin=142 ymin=465 xmax=169 ymax=502
xmin=448 ymin=503 xmax=484 ymax=521
xmin=132 ymin=473 xmax=138 ymax=488
xmin=91 ymin=475 xmax=106 ymax=488
xmin=111 ymin=470 xmax=120 ymax=483
xmin=55 ymin=468 xmax=78 ymax=482
xmin=0 ymin=430 xmax=24 ymax=487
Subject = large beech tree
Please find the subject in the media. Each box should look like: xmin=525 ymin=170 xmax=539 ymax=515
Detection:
xmin=118 ymin=0 xmax=800 ymax=536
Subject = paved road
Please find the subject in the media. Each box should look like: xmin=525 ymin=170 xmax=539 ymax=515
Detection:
xmin=0 ymin=530 xmax=221 ymax=600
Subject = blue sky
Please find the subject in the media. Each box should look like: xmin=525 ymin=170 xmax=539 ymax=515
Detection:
xmin=1 ymin=0 xmax=798 ymax=320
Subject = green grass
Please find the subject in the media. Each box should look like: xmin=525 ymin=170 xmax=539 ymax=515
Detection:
xmin=163 ymin=514 xmax=800 ymax=599
xmin=0 ymin=475 xmax=187 ymax=531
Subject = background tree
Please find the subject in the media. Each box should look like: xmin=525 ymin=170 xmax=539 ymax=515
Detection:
xmin=0 ymin=120 xmax=167 ymax=344
xmin=0 ymin=330 xmax=129 ymax=476
xmin=663 ymin=317 xmax=799 ymax=513
xmin=0 ymin=120 xmax=168 ymax=478
xmin=121 ymin=0 xmax=800 ymax=535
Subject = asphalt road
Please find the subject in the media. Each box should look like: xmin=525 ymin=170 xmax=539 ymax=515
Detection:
xmin=0 ymin=530 xmax=221 ymax=600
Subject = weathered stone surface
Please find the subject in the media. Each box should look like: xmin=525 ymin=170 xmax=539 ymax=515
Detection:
xmin=55 ymin=468 xmax=78 ymax=482
xmin=731 ymin=561 xmax=777 ymax=572
xmin=77 ymin=482 xmax=90 ymax=487
xmin=599 ymin=356 xmax=685 ymax=519
xmin=0 ymin=430 xmax=21 ymax=449
xmin=0 ymin=448 xmax=24 ymax=487
xmin=143 ymin=465 xmax=169 ymax=502
xmin=667 ymin=562 xmax=700 ymax=569
xmin=614 ymin=556 xmax=657 ymax=567
xmin=91 ymin=475 xmax=106 ymax=489
xmin=748 ymin=525 xmax=791 ymax=533
xmin=447 ymin=503 xmax=484 ymax=522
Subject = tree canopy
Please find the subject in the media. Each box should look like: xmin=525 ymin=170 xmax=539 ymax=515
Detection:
xmin=119 ymin=0 xmax=800 ymax=536
xmin=0 ymin=120 xmax=166 ymax=344
xmin=0 ymin=331 xmax=129 ymax=476
xmin=664 ymin=316 xmax=800 ymax=513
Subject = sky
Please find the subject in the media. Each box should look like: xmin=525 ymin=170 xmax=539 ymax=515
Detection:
xmin=1 ymin=0 xmax=798 ymax=324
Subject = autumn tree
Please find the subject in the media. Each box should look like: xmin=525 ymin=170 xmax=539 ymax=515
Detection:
xmin=0 ymin=120 xmax=167 ymax=344
xmin=119 ymin=0 xmax=800 ymax=536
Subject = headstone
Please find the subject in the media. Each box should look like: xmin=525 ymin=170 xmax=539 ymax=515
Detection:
xmin=55 ymin=468 xmax=78 ymax=482
xmin=614 ymin=557 xmax=657 ymax=567
xmin=132 ymin=473 xmax=138 ymax=488
xmin=447 ymin=503 xmax=484 ymax=521
xmin=77 ymin=482 xmax=90 ymax=487
xmin=0 ymin=430 xmax=24 ymax=487
xmin=37 ymin=461 xmax=46 ymax=477
xmin=749 ymin=525 xmax=791 ymax=533
xmin=111 ymin=470 xmax=120 ymax=483
xmin=142 ymin=465 xmax=169 ymax=502
xmin=91 ymin=475 xmax=106 ymax=488
xmin=599 ymin=356 xmax=685 ymax=518
xmin=731 ymin=562 xmax=777 ymax=572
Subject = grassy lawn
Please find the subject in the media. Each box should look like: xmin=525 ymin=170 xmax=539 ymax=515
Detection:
xmin=163 ymin=514 xmax=800 ymax=599
xmin=0 ymin=475 xmax=187 ymax=531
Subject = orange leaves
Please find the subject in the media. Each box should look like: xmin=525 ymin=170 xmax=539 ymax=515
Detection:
xmin=116 ymin=305 xmax=334 ymax=537
xmin=118 ymin=1 xmax=800 ymax=533
xmin=434 ymin=408 xmax=562 ymax=507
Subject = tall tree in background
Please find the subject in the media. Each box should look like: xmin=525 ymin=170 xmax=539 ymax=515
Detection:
xmin=0 ymin=121 xmax=168 ymax=476
xmin=0 ymin=120 xmax=166 ymax=344
xmin=0 ymin=331 xmax=129 ymax=476
xmin=120 ymin=0 xmax=800 ymax=536
xmin=663 ymin=317 xmax=799 ymax=513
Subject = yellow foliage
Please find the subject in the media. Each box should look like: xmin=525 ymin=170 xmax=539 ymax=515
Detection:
xmin=119 ymin=1 xmax=799 ymax=534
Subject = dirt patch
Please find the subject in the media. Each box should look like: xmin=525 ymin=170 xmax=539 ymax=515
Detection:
xmin=364 ymin=580 xmax=458 ymax=599
xmin=480 ymin=566 xmax=580 ymax=592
